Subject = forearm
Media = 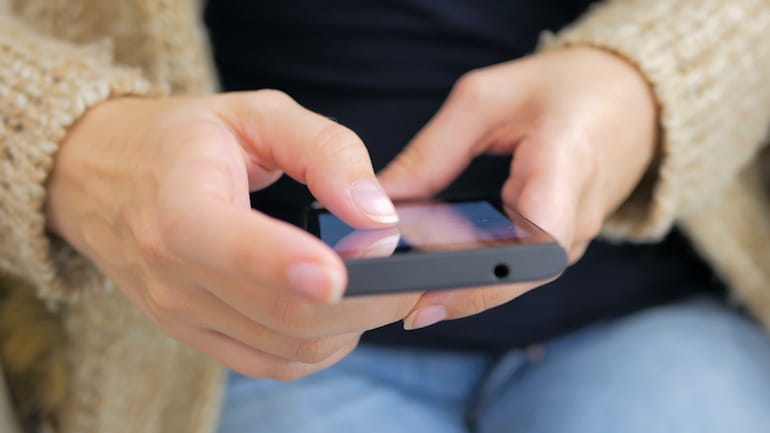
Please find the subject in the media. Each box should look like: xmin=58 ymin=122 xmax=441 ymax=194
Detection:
xmin=0 ymin=15 xmax=157 ymax=302
xmin=542 ymin=0 xmax=770 ymax=240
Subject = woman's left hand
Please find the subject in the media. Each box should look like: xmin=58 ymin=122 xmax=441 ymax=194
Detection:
xmin=377 ymin=47 xmax=658 ymax=330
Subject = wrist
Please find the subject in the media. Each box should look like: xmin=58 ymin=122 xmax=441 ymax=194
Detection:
xmin=574 ymin=46 xmax=658 ymax=158
xmin=566 ymin=47 xmax=659 ymax=216
xmin=44 ymin=97 xmax=150 ymax=249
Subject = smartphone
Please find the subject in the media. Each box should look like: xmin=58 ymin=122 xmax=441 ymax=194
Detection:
xmin=303 ymin=197 xmax=568 ymax=296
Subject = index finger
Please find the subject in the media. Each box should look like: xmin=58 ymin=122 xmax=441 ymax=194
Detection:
xmin=216 ymin=91 xmax=398 ymax=229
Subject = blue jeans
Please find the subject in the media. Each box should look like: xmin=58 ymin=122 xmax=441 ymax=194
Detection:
xmin=216 ymin=296 xmax=770 ymax=433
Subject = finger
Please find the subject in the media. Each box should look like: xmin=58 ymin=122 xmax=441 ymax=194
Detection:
xmin=170 ymin=325 xmax=358 ymax=381
xmin=151 ymin=125 xmax=349 ymax=303
xmin=151 ymin=285 xmax=362 ymax=364
xmin=211 ymin=322 xmax=361 ymax=366
xmin=216 ymin=91 xmax=398 ymax=228
xmin=159 ymin=187 xmax=347 ymax=303
xmin=400 ymin=133 xmax=588 ymax=329
xmin=378 ymin=72 xmax=526 ymax=200
xmin=402 ymin=281 xmax=550 ymax=330
xmin=503 ymin=117 xmax=607 ymax=251
xmin=501 ymin=135 xmax=585 ymax=248
xmin=211 ymin=319 xmax=361 ymax=365
xmin=568 ymin=241 xmax=590 ymax=265
xmin=196 ymin=270 xmax=421 ymax=338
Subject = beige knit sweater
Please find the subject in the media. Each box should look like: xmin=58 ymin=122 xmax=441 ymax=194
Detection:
xmin=1 ymin=0 xmax=769 ymax=432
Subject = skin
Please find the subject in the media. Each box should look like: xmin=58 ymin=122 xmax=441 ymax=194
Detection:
xmin=378 ymin=47 xmax=658 ymax=329
xmin=44 ymin=47 xmax=656 ymax=379
xmin=46 ymin=90 xmax=421 ymax=381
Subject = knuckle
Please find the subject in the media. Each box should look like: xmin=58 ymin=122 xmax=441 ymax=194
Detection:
xmin=383 ymin=294 xmax=422 ymax=323
xmin=313 ymin=124 xmax=363 ymax=160
xmin=465 ymin=291 xmax=495 ymax=316
xmin=292 ymin=337 xmax=339 ymax=364
xmin=462 ymin=288 xmax=508 ymax=318
xmin=145 ymin=283 xmax=187 ymax=322
xmin=269 ymin=297 xmax=315 ymax=338
xmin=393 ymin=147 xmax=438 ymax=193
xmin=254 ymin=89 xmax=295 ymax=106
xmin=453 ymin=70 xmax=491 ymax=106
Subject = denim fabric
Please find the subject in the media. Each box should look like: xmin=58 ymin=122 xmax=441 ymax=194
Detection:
xmin=217 ymin=296 xmax=770 ymax=433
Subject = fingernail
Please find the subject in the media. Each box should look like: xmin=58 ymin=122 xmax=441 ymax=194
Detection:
xmin=287 ymin=263 xmax=345 ymax=303
xmin=363 ymin=233 xmax=401 ymax=258
xmin=350 ymin=179 xmax=399 ymax=224
xmin=403 ymin=306 xmax=447 ymax=330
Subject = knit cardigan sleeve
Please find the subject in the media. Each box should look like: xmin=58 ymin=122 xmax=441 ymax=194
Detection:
xmin=543 ymin=0 xmax=770 ymax=240
xmin=0 ymin=15 xmax=157 ymax=303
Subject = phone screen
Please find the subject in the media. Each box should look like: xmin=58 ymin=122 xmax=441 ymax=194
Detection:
xmin=306 ymin=199 xmax=541 ymax=259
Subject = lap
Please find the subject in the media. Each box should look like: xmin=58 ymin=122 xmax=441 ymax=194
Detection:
xmin=475 ymin=297 xmax=770 ymax=433
xmin=216 ymin=344 xmax=489 ymax=433
xmin=217 ymin=296 xmax=770 ymax=433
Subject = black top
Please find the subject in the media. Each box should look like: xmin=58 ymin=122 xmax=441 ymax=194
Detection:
xmin=204 ymin=0 xmax=724 ymax=352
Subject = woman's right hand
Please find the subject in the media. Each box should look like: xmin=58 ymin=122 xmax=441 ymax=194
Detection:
xmin=45 ymin=91 xmax=421 ymax=380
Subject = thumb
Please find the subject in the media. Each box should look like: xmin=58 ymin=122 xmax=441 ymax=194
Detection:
xmin=378 ymin=78 xmax=499 ymax=200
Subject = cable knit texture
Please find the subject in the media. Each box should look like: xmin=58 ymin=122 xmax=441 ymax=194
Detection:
xmin=1 ymin=1 xmax=223 ymax=432
xmin=0 ymin=17 xmax=157 ymax=303
xmin=0 ymin=0 xmax=768 ymax=432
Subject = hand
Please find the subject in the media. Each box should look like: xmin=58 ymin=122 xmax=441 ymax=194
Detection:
xmin=378 ymin=47 xmax=657 ymax=329
xmin=45 ymin=91 xmax=420 ymax=380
